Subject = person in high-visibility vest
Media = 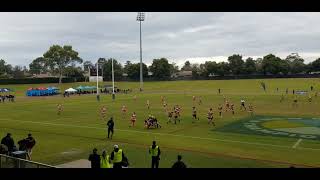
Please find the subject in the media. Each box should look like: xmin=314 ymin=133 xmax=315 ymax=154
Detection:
xmin=149 ymin=141 xmax=161 ymax=168
xmin=110 ymin=145 xmax=126 ymax=168
xmin=100 ymin=150 xmax=112 ymax=168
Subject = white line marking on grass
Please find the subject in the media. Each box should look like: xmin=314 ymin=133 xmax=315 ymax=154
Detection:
xmin=0 ymin=118 xmax=320 ymax=151
xmin=292 ymin=139 xmax=303 ymax=149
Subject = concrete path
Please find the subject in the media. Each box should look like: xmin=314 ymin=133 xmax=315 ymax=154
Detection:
xmin=57 ymin=159 xmax=91 ymax=168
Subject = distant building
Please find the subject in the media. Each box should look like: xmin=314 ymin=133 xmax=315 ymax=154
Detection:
xmin=172 ymin=70 xmax=192 ymax=78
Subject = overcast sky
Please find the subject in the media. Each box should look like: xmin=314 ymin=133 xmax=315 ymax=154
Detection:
xmin=1 ymin=12 xmax=320 ymax=68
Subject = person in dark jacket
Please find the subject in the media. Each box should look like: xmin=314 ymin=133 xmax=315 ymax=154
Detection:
xmin=26 ymin=134 xmax=36 ymax=160
xmin=107 ymin=117 xmax=114 ymax=139
xmin=1 ymin=133 xmax=15 ymax=153
xmin=172 ymin=155 xmax=187 ymax=168
xmin=88 ymin=148 xmax=100 ymax=168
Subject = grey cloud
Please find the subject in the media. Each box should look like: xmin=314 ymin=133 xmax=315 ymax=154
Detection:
xmin=0 ymin=12 xmax=319 ymax=67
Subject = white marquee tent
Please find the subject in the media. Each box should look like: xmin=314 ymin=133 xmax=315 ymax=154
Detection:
xmin=65 ymin=88 xmax=77 ymax=93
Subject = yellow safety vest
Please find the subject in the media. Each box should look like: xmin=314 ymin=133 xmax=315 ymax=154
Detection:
xmin=149 ymin=146 xmax=159 ymax=157
xmin=113 ymin=149 xmax=123 ymax=163
xmin=100 ymin=155 xmax=111 ymax=168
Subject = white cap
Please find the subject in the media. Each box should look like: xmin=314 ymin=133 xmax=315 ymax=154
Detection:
xmin=114 ymin=145 xmax=119 ymax=149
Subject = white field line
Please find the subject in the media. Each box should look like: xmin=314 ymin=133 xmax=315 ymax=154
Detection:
xmin=292 ymin=139 xmax=303 ymax=149
xmin=0 ymin=118 xmax=320 ymax=151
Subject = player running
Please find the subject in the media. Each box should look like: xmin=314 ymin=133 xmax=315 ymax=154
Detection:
xmin=192 ymin=106 xmax=199 ymax=123
xmin=225 ymin=100 xmax=230 ymax=112
xmin=230 ymin=103 xmax=235 ymax=115
xmin=163 ymin=101 xmax=168 ymax=111
xmin=308 ymin=94 xmax=312 ymax=102
xmin=100 ymin=106 xmax=107 ymax=120
xmin=218 ymin=104 xmax=223 ymax=118
xmin=121 ymin=105 xmax=127 ymax=118
xmin=248 ymin=103 xmax=254 ymax=116
xmin=174 ymin=107 xmax=180 ymax=124
xmin=207 ymin=108 xmax=215 ymax=126
xmin=130 ymin=112 xmax=137 ymax=127
xmin=198 ymin=96 xmax=202 ymax=105
xmin=240 ymin=99 xmax=246 ymax=111
xmin=192 ymin=96 xmax=196 ymax=104
xmin=146 ymin=100 xmax=150 ymax=109
xmin=57 ymin=104 xmax=63 ymax=115
xmin=133 ymin=95 xmax=137 ymax=102
xmin=293 ymin=96 xmax=298 ymax=107
xmin=167 ymin=110 xmax=173 ymax=124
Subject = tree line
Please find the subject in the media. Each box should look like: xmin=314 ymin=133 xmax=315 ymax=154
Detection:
xmin=1 ymin=45 xmax=320 ymax=83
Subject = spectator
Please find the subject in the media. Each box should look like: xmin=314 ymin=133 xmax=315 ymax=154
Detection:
xmin=110 ymin=145 xmax=126 ymax=168
xmin=0 ymin=144 xmax=8 ymax=155
xmin=88 ymin=148 xmax=100 ymax=168
xmin=26 ymin=134 xmax=36 ymax=160
xmin=149 ymin=141 xmax=161 ymax=168
xmin=172 ymin=155 xmax=187 ymax=168
xmin=1 ymin=133 xmax=15 ymax=153
xmin=100 ymin=150 xmax=111 ymax=168
xmin=18 ymin=138 xmax=28 ymax=151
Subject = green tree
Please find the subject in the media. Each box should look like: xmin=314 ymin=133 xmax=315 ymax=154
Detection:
xmin=149 ymin=58 xmax=172 ymax=80
xmin=244 ymin=57 xmax=256 ymax=75
xmin=43 ymin=45 xmax=83 ymax=84
xmin=12 ymin=65 xmax=25 ymax=78
xmin=126 ymin=63 xmax=148 ymax=80
xmin=83 ymin=61 xmax=94 ymax=72
xmin=202 ymin=61 xmax=218 ymax=77
xmin=309 ymin=58 xmax=320 ymax=72
xmin=181 ymin=61 xmax=192 ymax=71
xmin=101 ymin=58 xmax=123 ymax=81
xmin=0 ymin=59 xmax=7 ymax=76
xmin=64 ymin=66 xmax=84 ymax=78
xmin=227 ymin=54 xmax=244 ymax=75
xmin=285 ymin=53 xmax=306 ymax=74
xmin=191 ymin=64 xmax=201 ymax=79
xmin=216 ymin=62 xmax=230 ymax=76
xmin=261 ymin=54 xmax=283 ymax=75
xmin=29 ymin=57 xmax=47 ymax=75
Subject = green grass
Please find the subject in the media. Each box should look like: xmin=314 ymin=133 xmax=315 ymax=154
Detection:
xmin=262 ymin=120 xmax=308 ymax=129
xmin=1 ymin=78 xmax=320 ymax=168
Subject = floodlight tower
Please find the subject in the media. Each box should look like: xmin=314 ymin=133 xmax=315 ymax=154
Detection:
xmin=137 ymin=12 xmax=145 ymax=92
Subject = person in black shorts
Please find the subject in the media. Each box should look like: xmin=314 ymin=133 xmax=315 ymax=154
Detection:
xmin=167 ymin=111 xmax=173 ymax=124
xmin=207 ymin=108 xmax=214 ymax=126
xmin=218 ymin=104 xmax=223 ymax=118
xmin=192 ymin=107 xmax=199 ymax=123
xmin=107 ymin=117 xmax=114 ymax=139
xmin=230 ymin=103 xmax=235 ymax=115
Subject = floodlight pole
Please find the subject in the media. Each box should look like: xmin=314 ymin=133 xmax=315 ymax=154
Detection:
xmin=137 ymin=12 xmax=145 ymax=92
xmin=96 ymin=62 xmax=99 ymax=95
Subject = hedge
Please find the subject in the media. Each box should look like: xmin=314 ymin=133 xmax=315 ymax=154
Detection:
xmin=0 ymin=77 xmax=85 ymax=85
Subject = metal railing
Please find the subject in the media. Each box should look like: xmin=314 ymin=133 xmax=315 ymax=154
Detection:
xmin=0 ymin=154 xmax=56 ymax=168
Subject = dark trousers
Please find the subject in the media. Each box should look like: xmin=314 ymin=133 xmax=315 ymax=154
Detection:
xmin=113 ymin=162 xmax=122 ymax=168
xmin=108 ymin=128 xmax=114 ymax=139
xmin=151 ymin=156 xmax=159 ymax=168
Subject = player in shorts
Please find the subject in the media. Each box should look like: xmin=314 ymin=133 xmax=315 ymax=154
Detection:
xmin=133 ymin=95 xmax=137 ymax=102
xmin=192 ymin=107 xmax=199 ymax=123
xmin=130 ymin=112 xmax=137 ymax=127
xmin=240 ymin=99 xmax=246 ymax=111
xmin=146 ymin=100 xmax=150 ymax=109
xmin=293 ymin=96 xmax=298 ymax=107
xmin=248 ymin=103 xmax=254 ymax=116
xmin=218 ymin=104 xmax=223 ymax=118
xmin=100 ymin=106 xmax=107 ymax=120
xmin=163 ymin=101 xmax=167 ymax=111
xmin=207 ymin=108 xmax=214 ymax=126
xmin=174 ymin=107 xmax=180 ymax=124
xmin=225 ymin=100 xmax=230 ymax=112
xmin=230 ymin=103 xmax=235 ymax=115
xmin=308 ymin=94 xmax=312 ymax=102
xmin=167 ymin=111 xmax=173 ymax=124
xmin=192 ymin=96 xmax=196 ymax=104
xmin=121 ymin=105 xmax=127 ymax=118
xmin=198 ymin=96 xmax=202 ymax=105
xmin=57 ymin=104 xmax=63 ymax=115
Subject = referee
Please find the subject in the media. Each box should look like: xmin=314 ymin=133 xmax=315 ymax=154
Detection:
xmin=107 ymin=117 xmax=114 ymax=139
xmin=149 ymin=141 xmax=161 ymax=168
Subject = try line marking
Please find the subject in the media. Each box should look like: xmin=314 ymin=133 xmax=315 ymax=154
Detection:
xmin=292 ymin=139 xmax=303 ymax=149
xmin=0 ymin=118 xmax=319 ymax=151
